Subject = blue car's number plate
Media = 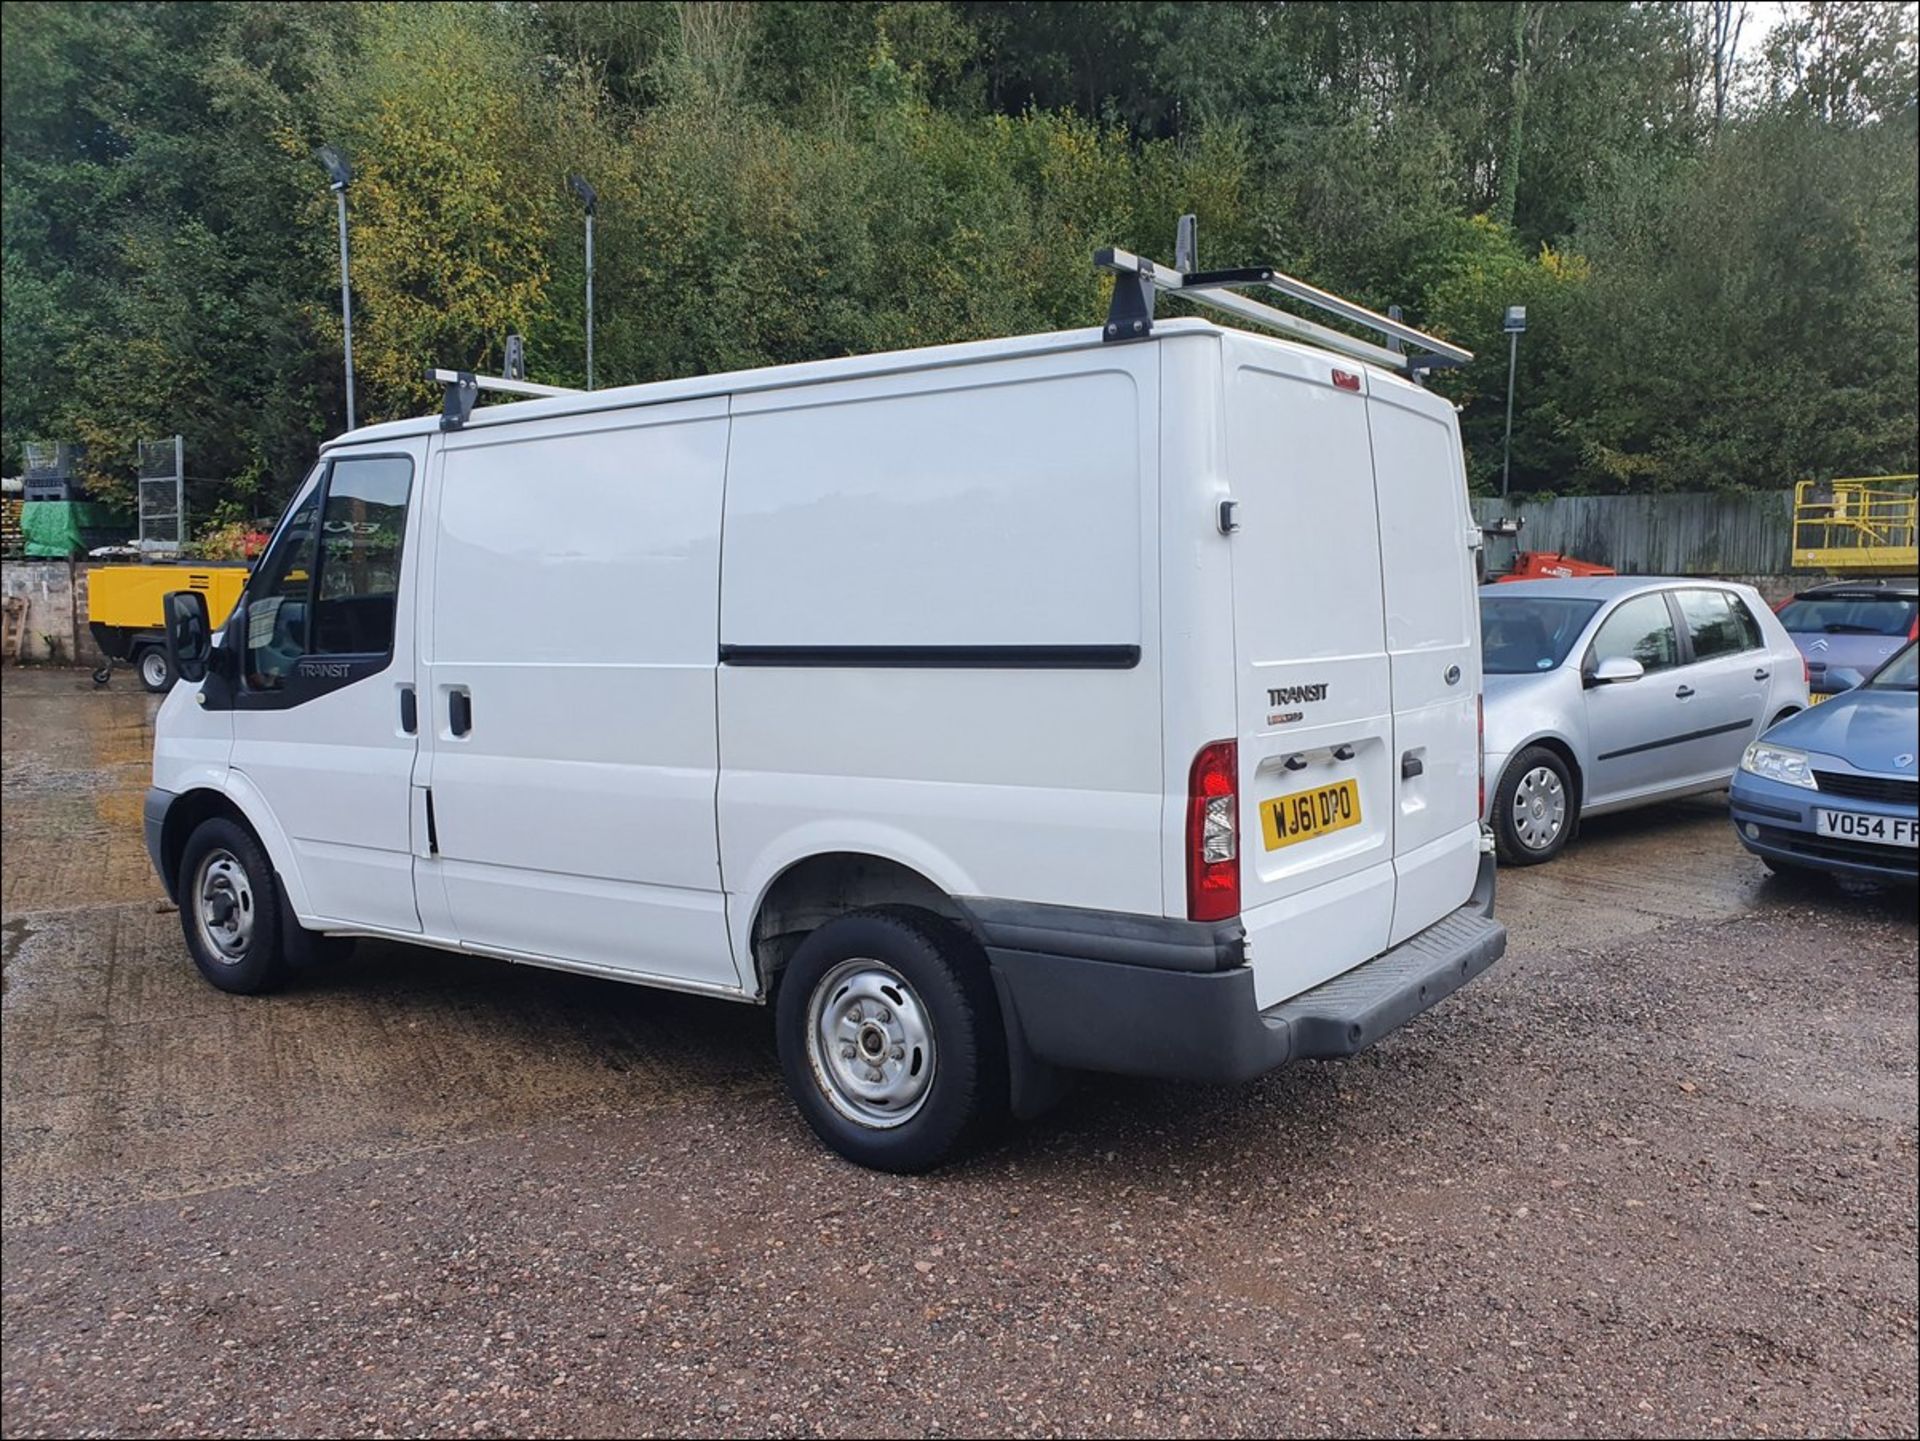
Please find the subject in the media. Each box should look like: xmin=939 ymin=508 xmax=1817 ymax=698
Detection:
xmin=1816 ymin=810 xmax=1919 ymax=847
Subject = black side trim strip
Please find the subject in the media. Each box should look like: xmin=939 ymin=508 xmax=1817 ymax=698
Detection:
xmin=1598 ymin=718 xmax=1752 ymax=762
xmin=718 ymin=644 xmax=1141 ymax=670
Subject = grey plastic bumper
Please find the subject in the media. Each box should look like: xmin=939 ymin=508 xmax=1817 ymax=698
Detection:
xmin=982 ymin=853 xmax=1504 ymax=1085
xmin=145 ymin=786 xmax=176 ymax=900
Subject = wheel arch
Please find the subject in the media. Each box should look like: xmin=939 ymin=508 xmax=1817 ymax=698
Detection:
xmin=746 ymin=851 xmax=975 ymax=1000
xmin=160 ymin=775 xmax=311 ymax=918
xmin=1503 ymin=733 xmax=1586 ymax=815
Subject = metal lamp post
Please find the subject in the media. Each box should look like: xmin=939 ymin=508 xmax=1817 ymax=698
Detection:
xmin=316 ymin=145 xmax=356 ymax=431
xmin=568 ymin=175 xmax=597 ymax=390
xmin=1500 ymin=304 xmax=1527 ymax=499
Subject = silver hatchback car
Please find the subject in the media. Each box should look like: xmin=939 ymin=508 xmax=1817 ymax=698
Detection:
xmin=1480 ymin=578 xmax=1811 ymax=864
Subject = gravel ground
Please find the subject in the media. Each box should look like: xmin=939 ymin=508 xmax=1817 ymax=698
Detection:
xmin=2 ymin=668 xmax=1915 ymax=1437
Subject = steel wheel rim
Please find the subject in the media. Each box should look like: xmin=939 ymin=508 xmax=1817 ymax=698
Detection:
xmin=140 ymin=651 xmax=169 ymax=688
xmin=193 ymin=848 xmax=255 ymax=963
xmin=805 ymin=959 xmax=936 ymax=1129
xmin=1511 ymin=765 xmax=1567 ymax=851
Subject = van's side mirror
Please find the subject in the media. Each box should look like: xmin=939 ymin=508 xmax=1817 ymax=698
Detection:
xmin=162 ymin=590 xmax=212 ymax=685
xmin=1588 ymin=655 xmax=1645 ymax=687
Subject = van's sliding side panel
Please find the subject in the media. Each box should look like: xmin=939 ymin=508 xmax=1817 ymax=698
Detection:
xmin=717 ymin=347 xmax=1165 ymax=977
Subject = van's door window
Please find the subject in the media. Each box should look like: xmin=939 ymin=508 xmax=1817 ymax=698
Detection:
xmin=244 ymin=478 xmax=323 ymax=689
xmin=311 ymin=457 xmax=413 ymax=656
xmin=1676 ymin=588 xmax=1754 ymax=659
xmin=1588 ymin=592 xmax=1680 ymax=672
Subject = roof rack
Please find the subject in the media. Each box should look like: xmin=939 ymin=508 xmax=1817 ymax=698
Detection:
xmin=428 ymin=368 xmax=581 ymax=431
xmin=1095 ymin=215 xmax=1471 ymax=379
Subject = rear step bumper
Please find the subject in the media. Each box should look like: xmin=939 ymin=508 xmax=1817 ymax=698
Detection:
xmin=980 ymin=853 xmax=1504 ymax=1086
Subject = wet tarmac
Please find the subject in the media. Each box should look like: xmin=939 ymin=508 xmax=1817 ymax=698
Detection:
xmin=3 ymin=666 xmax=1915 ymax=1437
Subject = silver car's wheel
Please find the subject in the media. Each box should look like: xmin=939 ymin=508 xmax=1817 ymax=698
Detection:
xmin=193 ymin=848 xmax=256 ymax=963
xmin=1510 ymin=764 xmax=1567 ymax=852
xmin=805 ymin=958 xmax=936 ymax=1129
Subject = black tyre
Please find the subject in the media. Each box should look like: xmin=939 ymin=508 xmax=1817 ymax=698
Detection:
xmin=135 ymin=645 xmax=175 ymax=693
xmin=1494 ymin=745 xmax=1576 ymax=865
xmin=775 ymin=908 xmax=1006 ymax=1173
xmin=176 ymin=817 xmax=290 ymax=994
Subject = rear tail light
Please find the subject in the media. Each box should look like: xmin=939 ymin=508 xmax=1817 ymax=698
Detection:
xmin=1908 ymin=616 xmax=1918 ymax=641
xmin=1477 ymin=694 xmax=1486 ymax=816
xmin=1803 ymin=655 xmax=1810 ymax=686
xmin=1186 ymin=740 xmax=1240 ymax=922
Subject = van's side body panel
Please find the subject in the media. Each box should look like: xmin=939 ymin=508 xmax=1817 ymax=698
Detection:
xmin=415 ymin=399 xmax=740 ymax=990
xmin=717 ymin=346 xmax=1166 ymax=974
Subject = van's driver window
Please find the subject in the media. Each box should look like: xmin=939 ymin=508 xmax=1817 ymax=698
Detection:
xmin=312 ymin=457 xmax=412 ymax=656
xmin=244 ymin=456 xmax=412 ymax=690
xmin=244 ymin=477 xmax=322 ymax=689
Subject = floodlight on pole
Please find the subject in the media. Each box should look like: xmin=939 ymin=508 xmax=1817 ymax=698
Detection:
xmin=1500 ymin=304 xmax=1527 ymax=499
xmin=568 ymin=174 xmax=597 ymax=390
xmin=316 ymin=145 xmax=356 ymax=431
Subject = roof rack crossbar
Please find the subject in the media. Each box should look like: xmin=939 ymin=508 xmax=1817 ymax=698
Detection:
xmin=1094 ymin=220 xmax=1472 ymax=376
xmin=428 ymin=368 xmax=581 ymax=430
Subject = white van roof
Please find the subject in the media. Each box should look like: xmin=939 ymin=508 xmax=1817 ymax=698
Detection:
xmin=323 ymin=317 xmax=1433 ymax=450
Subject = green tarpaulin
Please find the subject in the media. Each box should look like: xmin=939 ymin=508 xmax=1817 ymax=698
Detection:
xmin=20 ymin=501 xmax=126 ymax=558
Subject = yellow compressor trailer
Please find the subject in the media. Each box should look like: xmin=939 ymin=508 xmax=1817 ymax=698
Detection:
xmin=88 ymin=563 xmax=248 ymax=691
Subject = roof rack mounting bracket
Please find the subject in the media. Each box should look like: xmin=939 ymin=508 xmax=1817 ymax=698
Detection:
xmin=1094 ymin=216 xmax=1473 ymax=378
xmin=1100 ymin=253 xmax=1157 ymax=342
xmin=427 ymin=368 xmax=582 ymax=431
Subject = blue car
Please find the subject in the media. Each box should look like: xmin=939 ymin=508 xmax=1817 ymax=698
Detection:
xmin=1730 ymin=639 xmax=1918 ymax=882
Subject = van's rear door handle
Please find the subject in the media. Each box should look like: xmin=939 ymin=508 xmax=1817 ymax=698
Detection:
xmin=1401 ymin=753 xmax=1424 ymax=779
xmin=449 ymin=690 xmax=472 ymax=736
xmin=1675 ymin=684 xmax=1696 ymax=698
xmin=399 ymin=685 xmax=417 ymax=734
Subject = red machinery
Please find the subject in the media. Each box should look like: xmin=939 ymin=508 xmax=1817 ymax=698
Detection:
xmin=1493 ymin=551 xmax=1616 ymax=584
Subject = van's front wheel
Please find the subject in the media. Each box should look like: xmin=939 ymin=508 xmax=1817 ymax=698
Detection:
xmin=178 ymin=817 xmax=289 ymax=994
xmin=776 ymin=909 xmax=1005 ymax=1172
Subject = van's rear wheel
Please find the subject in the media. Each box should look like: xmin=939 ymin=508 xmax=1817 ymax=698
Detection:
xmin=136 ymin=645 xmax=174 ymax=693
xmin=1494 ymin=746 xmax=1575 ymax=865
xmin=178 ymin=817 xmax=289 ymax=994
xmin=776 ymin=909 xmax=1005 ymax=1172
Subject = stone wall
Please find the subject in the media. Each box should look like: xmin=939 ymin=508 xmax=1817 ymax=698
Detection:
xmin=1 ymin=561 xmax=109 ymax=667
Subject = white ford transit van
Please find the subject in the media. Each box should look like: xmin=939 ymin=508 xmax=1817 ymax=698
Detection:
xmin=146 ymin=245 xmax=1506 ymax=1170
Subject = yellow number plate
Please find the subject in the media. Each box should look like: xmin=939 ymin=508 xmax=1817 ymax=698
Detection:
xmin=1261 ymin=778 xmax=1362 ymax=851
xmin=1808 ymin=693 xmax=1830 ymax=705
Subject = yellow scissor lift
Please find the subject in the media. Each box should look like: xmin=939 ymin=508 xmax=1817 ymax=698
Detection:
xmin=1791 ymin=475 xmax=1919 ymax=575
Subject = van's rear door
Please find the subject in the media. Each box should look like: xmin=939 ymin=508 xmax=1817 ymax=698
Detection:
xmin=1367 ymin=379 xmax=1484 ymax=946
xmin=1224 ymin=341 xmax=1397 ymax=1008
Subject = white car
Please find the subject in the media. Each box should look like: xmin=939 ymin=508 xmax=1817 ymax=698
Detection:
xmin=144 ymin=258 xmax=1505 ymax=1170
xmin=1480 ymin=577 xmax=1810 ymax=864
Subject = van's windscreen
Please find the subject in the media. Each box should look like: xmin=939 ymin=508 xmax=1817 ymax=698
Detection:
xmin=1481 ymin=596 xmax=1603 ymax=674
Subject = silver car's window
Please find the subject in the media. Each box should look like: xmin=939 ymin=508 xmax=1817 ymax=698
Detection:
xmin=1676 ymin=588 xmax=1759 ymax=660
xmin=1588 ymin=593 xmax=1680 ymax=673
xmin=1481 ymin=596 xmax=1602 ymax=674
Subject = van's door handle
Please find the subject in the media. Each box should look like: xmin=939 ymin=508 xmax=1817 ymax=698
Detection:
xmin=449 ymin=690 xmax=472 ymax=736
xmin=1401 ymin=753 xmax=1424 ymax=779
xmin=1753 ymin=667 xmax=1770 ymax=680
xmin=1675 ymin=684 xmax=1696 ymax=699
xmin=399 ymin=686 xmax=417 ymax=734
